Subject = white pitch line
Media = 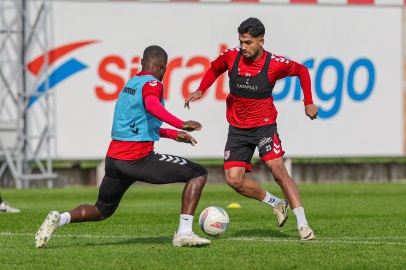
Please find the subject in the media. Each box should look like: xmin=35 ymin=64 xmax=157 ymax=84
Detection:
xmin=1 ymin=233 xmax=406 ymax=246
xmin=223 ymin=236 xmax=406 ymax=246
xmin=317 ymin=236 xmax=406 ymax=240
xmin=0 ymin=232 xmax=170 ymax=239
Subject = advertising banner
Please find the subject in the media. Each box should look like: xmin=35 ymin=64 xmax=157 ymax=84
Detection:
xmin=27 ymin=2 xmax=403 ymax=159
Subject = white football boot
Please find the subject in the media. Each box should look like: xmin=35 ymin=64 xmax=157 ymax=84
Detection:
xmin=299 ymin=225 xmax=315 ymax=241
xmin=0 ymin=201 xmax=20 ymax=213
xmin=172 ymin=231 xmax=211 ymax=247
xmin=35 ymin=211 xmax=60 ymax=248
xmin=273 ymin=199 xmax=289 ymax=227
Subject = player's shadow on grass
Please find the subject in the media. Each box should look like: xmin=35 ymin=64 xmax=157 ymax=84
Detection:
xmin=48 ymin=236 xmax=174 ymax=249
xmin=107 ymin=236 xmax=173 ymax=246
xmin=229 ymin=228 xmax=291 ymax=239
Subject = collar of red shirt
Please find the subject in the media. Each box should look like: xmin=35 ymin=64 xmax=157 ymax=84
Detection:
xmin=136 ymin=71 xmax=155 ymax=77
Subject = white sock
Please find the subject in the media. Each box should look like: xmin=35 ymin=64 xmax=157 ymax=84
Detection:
xmin=293 ymin=207 xmax=308 ymax=229
xmin=177 ymin=214 xmax=194 ymax=235
xmin=58 ymin=212 xmax=71 ymax=228
xmin=262 ymin=191 xmax=282 ymax=207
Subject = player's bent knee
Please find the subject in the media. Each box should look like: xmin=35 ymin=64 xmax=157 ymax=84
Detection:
xmin=195 ymin=166 xmax=208 ymax=178
xmin=97 ymin=215 xmax=107 ymax=221
xmin=186 ymin=165 xmax=208 ymax=184
xmin=95 ymin=202 xmax=117 ymax=220
xmin=225 ymin=175 xmax=244 ymax=190
xmin=187 ymin=173 xmax=208 ymax=187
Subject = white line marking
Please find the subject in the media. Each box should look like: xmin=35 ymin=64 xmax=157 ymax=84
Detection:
xmin=0 ymin=232 xmax=170 ymax=239
xmin=2 ymin=232 xmax=406 ymax=245
xmin=222 ymin=236 xmax=406 ymax=246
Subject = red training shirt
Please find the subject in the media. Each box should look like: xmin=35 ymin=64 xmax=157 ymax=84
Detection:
xmin=198 ymin=48 xmax=313 ymax=128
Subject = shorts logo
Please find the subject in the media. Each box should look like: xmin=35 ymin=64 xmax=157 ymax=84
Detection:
xmin=149 ymin=80 xmax=158 ymax=87
xmin=258 ymin=137 xmax=272 ymax=149
xmin=159 ymin=154 xmax=187 ymax=165
xmin=273 ymin=143 xmax=281 ymax=154
xmin=224 ymin=150 xmax=230 ymax=160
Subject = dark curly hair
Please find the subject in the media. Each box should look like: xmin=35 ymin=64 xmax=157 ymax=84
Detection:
xmin=237 ymin=18 xmax=265 ymax=38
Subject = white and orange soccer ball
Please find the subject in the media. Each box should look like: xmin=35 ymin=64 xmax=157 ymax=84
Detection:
xmin=199 ymin=206 xmax=230 ymax=237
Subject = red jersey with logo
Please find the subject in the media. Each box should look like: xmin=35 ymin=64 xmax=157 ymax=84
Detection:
xmin=107 ymin=72 xmax=182 ymax=160
xmin=198 ymin=48 xmax=313 ymax=128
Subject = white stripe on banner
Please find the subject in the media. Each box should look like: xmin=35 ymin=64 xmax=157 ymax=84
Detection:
xmin=375 ymin=0 xmax=404 ymax=5
xmin=2 ymin=232 xmax=406 ymax=246
xmin=53 ymin=0 xmax=406 ymax=5
xmin=318 ymin=0 xmax=347 ymax=5
xmin=200 ymin=0 xmax=231 ymax=3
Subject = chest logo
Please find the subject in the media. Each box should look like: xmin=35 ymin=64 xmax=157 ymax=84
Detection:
xmin=122 ymin=87 xmax=136 ymax=95
xmin=236 ymin=81 xmax=258 ymax=91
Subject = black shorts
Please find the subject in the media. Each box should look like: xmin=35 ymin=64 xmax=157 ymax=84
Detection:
xmin=224 ymin=124 xmax=284 ymax=172
xmin=95 ymin=151 xmax=207 ymax=218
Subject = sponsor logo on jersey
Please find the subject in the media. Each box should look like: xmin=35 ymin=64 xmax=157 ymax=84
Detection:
xmin=236 ymin=78 xmax=258 ymax=91
xmin=149 ymin=80 xmax=158 ymax=87
xmin=122 ymin=87 xmax=136 ymax=95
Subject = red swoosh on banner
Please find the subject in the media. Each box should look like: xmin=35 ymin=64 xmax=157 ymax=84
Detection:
xmin=27 ymin=40 xmax=99 ymax=76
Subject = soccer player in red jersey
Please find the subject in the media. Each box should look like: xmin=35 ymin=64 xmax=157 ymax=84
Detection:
xmin=35 ymin=46 xmax=211 ymax=248
xmin=185 ymin=18 xmax=319 ymax=240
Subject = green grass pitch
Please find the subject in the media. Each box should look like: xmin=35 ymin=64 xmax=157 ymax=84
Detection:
xmin=0 ymin=183 xmax=405 ymax=269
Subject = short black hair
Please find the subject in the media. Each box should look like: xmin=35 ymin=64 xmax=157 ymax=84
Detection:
xmin=143 ymin=45 xmax=168 ymax=62
xmin=238 ymin=18 xmax=265 ymax=38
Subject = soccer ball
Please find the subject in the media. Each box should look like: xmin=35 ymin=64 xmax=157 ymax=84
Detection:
xmin=199 ymin=206 xmax=230 ymax=237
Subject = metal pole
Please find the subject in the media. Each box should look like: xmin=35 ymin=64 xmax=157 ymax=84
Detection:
xmin=21 ymin=0 xmax=29 ymax=188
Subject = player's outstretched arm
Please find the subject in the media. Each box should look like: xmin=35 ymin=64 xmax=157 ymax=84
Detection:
xmin=184 ymin=91 xmax=203 ymax=109
xmin=175 ymin=131 xmax=197 ymax=146
xmin=184 ymin=67 xmax=220 ymax=109
xmin=273 ymin=57 xmax=318 ymax=120
xmin=181 ymin=120 xmax=202 ymax=132
xmin=305 ymin=104 xmax=319 ymax=120
xmin=144 ymin=95 xmax=184 ymax=129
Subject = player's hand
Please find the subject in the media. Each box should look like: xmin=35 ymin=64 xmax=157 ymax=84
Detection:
xmin=181 ymin=120 xmax=202 ymax=131
xmin=305 ymin=104 xmax=319 ymax=120
xmin=184 ymin=91 xmax=203 ymax=109
xmin=175 ymin=131 xmax=197 ymax=146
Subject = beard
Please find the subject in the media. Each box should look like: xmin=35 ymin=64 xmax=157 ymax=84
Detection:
xmin=242 ymin=48 xmax=261 ymax=61
xmin=242 ymin=53 xmax=253 ymax=60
